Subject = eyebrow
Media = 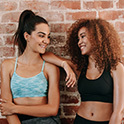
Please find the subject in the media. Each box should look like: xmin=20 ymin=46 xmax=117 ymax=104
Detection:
xmin=80 ymin=32 xmax=86 ymax=36
xmin=37 ymin=32 xmax=50 ymax=35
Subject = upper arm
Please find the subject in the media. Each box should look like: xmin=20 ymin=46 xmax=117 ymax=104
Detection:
xmin=1 ymin=60 xmax=13 ymax=101
xmin=45 ymin=63 xmax=60 ymax=108
xmin=0 ymin=60 xmax=20 ymax=123
xmin=111 ymin=63 xmax=124 ymax=112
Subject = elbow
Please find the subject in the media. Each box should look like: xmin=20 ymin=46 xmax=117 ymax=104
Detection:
xmin=51 ymin=108 xmax=59 ymax=116
xmin=50 ymin=105 xmax=59 ymax=116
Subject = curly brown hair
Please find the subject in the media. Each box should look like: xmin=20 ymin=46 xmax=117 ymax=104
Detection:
xmin=67 ymin=18 xmax=123 ymax=74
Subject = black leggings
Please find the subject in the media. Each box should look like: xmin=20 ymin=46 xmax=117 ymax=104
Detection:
xmin=74 ymin=114 xmax=109 ymax=124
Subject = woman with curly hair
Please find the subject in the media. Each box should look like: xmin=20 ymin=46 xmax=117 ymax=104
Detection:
xmin=42 ymin=18 xmax=124 ymax=124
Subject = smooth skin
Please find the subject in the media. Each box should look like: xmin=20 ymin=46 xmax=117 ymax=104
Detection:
xmin=0 ymin=23 xmax=60 ymax=124
xmin=42 ymin=27 xmax=124 ymax=124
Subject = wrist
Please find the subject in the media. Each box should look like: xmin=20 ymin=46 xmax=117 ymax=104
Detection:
xmin=12 ymin=105 xmax=18 ymax=114
xmin=61 ymin=61 xmax=66 ymax=68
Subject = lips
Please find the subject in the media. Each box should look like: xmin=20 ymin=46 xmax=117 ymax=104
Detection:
xmin=39 ymin=44 xmax=46 ymax=48
xmin=79 ymin=44 xmax=86 ymax=50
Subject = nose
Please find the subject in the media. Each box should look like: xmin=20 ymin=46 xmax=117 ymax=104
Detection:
xmin=43 ymin=37 xmax=50 ymax=45
xmin=78 ymin=38 xmax=82 ymax=46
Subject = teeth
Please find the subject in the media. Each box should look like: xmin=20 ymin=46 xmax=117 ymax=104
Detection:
xmin=80 ymin=45 xmax=86 ymax=50
xmin=40 ymin=45 xmax=46 ymax=48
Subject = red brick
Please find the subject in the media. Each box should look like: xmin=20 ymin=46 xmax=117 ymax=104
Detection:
xmin=50 ymin=35 xmax=66 ymax=45
xmin=51 ymin=1 xmax=80 ymax=10
xmin=0 ymin=37 xmax=3 ymax=46
xmin=2 ymin=12 xmax=20 ymax=22
xmin=3 ymin=35 xmax=14 ymax=45
xmin=47 ymin=45 xmax=69 ymax=56
xmin=0 ymin=47 xmax=3 ymax=57
xmin=39 ymin=11 xmax=64 ymax=22
xmin=59 ymin=69 xmax=67 ymax=92
xmin=83 ymin=1 xmax=113 ymax=10
xmin=99 ymin=11 xmax=124 ymax=20
xmin=61 ymin=118 xmax=75 ymax=124
xmin=63 ymin=106 xmax=79 ymax=115
xmin=66 ymin=11 xmax=96 ymax=21
xmin=0 ymin=24 xmax=16 ymax=34
xmin=60 ymin=83 xmax=65 ymax=91
xmin=118 ymin=33 xmax=124 ymax=43
xmin=66 ymin=84 xmax=78 ymax=92
xmin=0 ymin=119 xmax=8 ymax=124
xmin=60 ymin=94 xmax=79 ymax=104
xmin=0 ymin=2 xmax=17 ymax=11
xmin=115 ymin=22 xmax=124 ymax=32
xmin=2 ymin=47 xmax=15 ymax=57
xmin=116 ymin=0 xmax=124 ymax=8
xmin=19 ymin=1 xmax=49 ymax=10
xmin=50 ymin=23 xmax=71 ymax=33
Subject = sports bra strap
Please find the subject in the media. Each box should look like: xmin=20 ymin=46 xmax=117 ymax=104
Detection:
xmin=41 ymin=61 xmax=45 ymax=72
xmin=14 ymin=57 xmax=18 ymax=72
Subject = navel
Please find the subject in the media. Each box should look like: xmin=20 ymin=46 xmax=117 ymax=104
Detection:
xmin=91 ymin=112 xmax=94 ymax=116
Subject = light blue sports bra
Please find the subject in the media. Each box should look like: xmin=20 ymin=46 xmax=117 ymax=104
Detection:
xmin=10 ymin=58 xmax=48 ymax=99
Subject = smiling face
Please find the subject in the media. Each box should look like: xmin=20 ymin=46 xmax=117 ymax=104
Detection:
xmin=25 ymin=23 xmax=50 ymax=54
xmin=78 ymin=27 xmax=92 ymax=56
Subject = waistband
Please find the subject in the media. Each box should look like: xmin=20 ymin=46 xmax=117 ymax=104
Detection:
xmin=74 ymin=114 xmax=109 ymax=124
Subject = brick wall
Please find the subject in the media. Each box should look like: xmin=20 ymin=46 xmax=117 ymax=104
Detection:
xmin=0 ymin=0 xmax=124 ymax=124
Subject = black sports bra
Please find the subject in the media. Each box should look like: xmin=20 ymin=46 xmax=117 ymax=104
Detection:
xmin=78 ymin=70 xmax=113 ymax=103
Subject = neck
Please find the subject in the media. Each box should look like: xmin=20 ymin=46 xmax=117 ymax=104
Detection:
xmin=88 ymin=55 xmax=96 ymax=69
xmin=19 ymin=48 xmax=42 ymax=65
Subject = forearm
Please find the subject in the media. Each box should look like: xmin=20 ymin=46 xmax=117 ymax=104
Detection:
xmin=109 ymin=111 xmax=123 ymax=124
xmin=6 ymin=115 xmax=21 ymax=124
xmin=14 ymin=104 xmax=58 ymax=117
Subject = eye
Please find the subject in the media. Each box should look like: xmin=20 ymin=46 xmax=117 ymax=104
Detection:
xmin=39 ymin=35 xmax=45 ymax=38
xmin=81 ymin=35 xmax=86 ymax=38
xmin=48 ymin=35 xmax=50 ymax=39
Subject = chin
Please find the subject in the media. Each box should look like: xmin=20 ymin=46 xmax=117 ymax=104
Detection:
xmin=40 ymin=50 xmax=46 ymax=54
xmin=81 ymin=52 xmax=86 ymax=55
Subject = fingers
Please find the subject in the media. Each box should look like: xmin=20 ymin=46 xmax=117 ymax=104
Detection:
xmin=65 ymin=73 xmax=77 ymax=87
xmin=0 ymin=99 xmax=7 ymax=103
xmin=1 ymin=110 xmax=6 ymax=116
xmin=65 ymin=74 xmax=69 ymax=82
xmin=0 ymin=99 xmax=7 ymax=112
xmin=66 ymin=80 xmax=76 ymax=87
xmin=0 ymin=99 xmax=8 ymax=116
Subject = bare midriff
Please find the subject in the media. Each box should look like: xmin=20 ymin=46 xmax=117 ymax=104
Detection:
xmin=77 ymin=101 xmax=113 ymax=122
xmin=13 ymin=97 xmax=47 ymax=106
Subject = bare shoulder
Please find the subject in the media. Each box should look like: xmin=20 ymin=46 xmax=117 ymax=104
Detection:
xmin=111 ymin=62 xmax=124 ymax=74
xmin=44 ymin=62 xmax=59 ymax=74
xmin=116 ymin=62 xmax=124 ymax=69
xmin=1 ymin=58 xmax=16 ymax=73
xmin=111 ymin=62 xmax=124 ymax=84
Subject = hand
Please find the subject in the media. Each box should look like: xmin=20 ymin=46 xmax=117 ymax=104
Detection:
xmin=0 ymin=99 xmax=15 ymax=116
xmin=62 ymin=61 xmax=77 ymax=87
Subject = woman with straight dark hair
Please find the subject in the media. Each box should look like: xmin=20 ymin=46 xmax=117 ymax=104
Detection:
xmin=0 ymin=10 xmax=75 ymax=124
xmin=42 ymin=18 xmax=124 ymax=124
